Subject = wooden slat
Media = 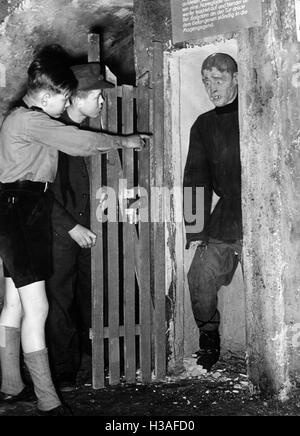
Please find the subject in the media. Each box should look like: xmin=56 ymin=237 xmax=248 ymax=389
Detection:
xmin=103 ymin=325 xmax=140 ymax=338
xmin=117 ymin=86 xmax=136 ymax=99
xmin=88 ymin=33 xmax=105 ymax=389
xmin=105 ymin=71 xmax=121 ymax=386
xmin=122 ymin=85 xmax=136 ymax=383
xmin=153 ymin=42 xmax=166 ymax=380
xmin=90 ymin=156 xmax=104 ymax=389
xmin=89 ymin=34 xmax=156 ymax=388
xmin=137 ymin=72 xmax=152 ymax=383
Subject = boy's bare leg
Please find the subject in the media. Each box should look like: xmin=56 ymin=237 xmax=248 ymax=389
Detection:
xmin=18 ymin=281 xmax=48 ymax=353
xmin=0 ymin=278 xmax=24 ymax=395
xmin=0 ymin=278 xmax=23 ymax=328
xmin=18 ymin=281 xmax=61 ymax=411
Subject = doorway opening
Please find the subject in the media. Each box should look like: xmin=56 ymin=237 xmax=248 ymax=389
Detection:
xmin=164 ymin=39 xmax=246 ymax=362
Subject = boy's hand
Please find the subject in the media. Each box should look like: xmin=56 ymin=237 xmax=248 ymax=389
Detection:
xmin=124 ymin=134 xmax=150 ymax=151
xmin=68 ymin=224 xmax=97 ymax=248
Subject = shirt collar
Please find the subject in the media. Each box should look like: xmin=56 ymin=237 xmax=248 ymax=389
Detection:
xmin=215 ymin=96 xmax=238 ymax=115
xmin=60 ymin=110 xmax=83 ymax=128
xmin=21 ymin=99 xmax=46 ymax=114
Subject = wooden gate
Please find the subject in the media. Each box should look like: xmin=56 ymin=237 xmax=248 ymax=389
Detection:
xmin=88 ymin=35 xmax=166 ymax=388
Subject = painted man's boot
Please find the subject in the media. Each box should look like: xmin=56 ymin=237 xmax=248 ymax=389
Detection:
xmin=196 ymin=330 xmax=220 ymax=371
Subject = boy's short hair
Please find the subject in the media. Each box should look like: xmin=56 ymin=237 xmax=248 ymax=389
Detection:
xmin=27 ymin=48 xmax=78 ymax=96
xmin=201 ymin=53 xmax=238 ymax=76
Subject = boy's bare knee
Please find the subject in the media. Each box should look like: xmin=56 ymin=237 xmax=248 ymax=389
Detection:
xmin=2 ymin=300 xmax=22 ymax=316
xmin=5 ymin=299 xmax=22 ymax=310
xmin=25 ymin=302 xmax=49 ymax=323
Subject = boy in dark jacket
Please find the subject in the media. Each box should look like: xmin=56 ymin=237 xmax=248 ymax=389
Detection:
xmin=46 ymin=63 xmax=114 ymax=391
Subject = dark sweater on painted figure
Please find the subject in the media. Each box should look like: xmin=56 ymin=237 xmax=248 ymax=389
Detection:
xmin=183 ymin=97 xmax=242 ymax=245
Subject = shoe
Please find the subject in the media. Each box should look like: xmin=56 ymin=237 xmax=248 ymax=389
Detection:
xmin=0 ymin=385 xmax=36 ymax=404
xmin=36 ymin=404 xmax=73 ymax=416
xmin=58 ymin=380 xmax=77 ymax=393
xmin=55 ymin=373 xmax=77 ymax=392
xmin=196 ymin=330 xmax=220 ymax=372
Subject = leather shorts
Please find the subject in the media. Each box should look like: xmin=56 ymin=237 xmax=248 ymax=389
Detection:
xmin=0 ymin=186 xmax=53 ymax=288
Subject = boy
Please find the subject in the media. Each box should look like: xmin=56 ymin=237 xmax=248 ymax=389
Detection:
xmin=0 ymin=52 xmax=145 ymax=415
xmin=46 ymin=63 xmax=114 ymax=391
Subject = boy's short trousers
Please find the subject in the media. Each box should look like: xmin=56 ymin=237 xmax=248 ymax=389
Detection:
xmin=0 ymin=183 xmax=53 ymax=288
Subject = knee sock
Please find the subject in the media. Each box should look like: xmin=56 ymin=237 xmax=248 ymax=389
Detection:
xmin=0 ymin=326 xmax=25 ymax=395
xmin=24 ymin=348 xmax=61 ymax=411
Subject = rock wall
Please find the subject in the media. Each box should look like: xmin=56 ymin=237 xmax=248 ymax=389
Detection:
xmin=238 ymin=0 xmax=300 ymax=397
xmin=0 ymin=0 xmax=134 ymax=121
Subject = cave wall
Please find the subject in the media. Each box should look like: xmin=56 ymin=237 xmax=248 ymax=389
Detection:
xmin=0 ymin=0 xmax=134 ymax=123
xmin=238 ymin=0 xmax=300 ymax=396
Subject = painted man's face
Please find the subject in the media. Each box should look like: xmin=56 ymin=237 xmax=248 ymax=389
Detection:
xmin=202 ymin=67 xmax=238 ymax=107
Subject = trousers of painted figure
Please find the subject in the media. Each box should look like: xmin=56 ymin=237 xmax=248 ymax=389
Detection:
xmin=187 ymin=238 xmax=243 ymax=332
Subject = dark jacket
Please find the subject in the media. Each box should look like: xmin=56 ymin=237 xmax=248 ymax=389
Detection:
xmin=51 ymin=111 xmax=90 ymax=237
xmin=183 ymin=97 xmax=242 ymax=245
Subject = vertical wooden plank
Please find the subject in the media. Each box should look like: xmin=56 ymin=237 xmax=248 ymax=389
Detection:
xmin=105 ymin=72 xmax=121 ymax=386
xmin=137 ymin=73 xmax=152 ymax=383
xmin=90 ymin=155 xmax=104 ymax=389
xmin=88 ymin=33 xmax=104 ymax=389
xmin=152 ymin=41 xmax=166 ymax=380
xmin=164 ymin=53 xmax=185 ymax=373
xmin=122 ymin=85 xmax=136 ymax=383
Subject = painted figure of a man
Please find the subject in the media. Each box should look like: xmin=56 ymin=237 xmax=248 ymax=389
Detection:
xmin=184 ymin=53 xmax=242 ymax=371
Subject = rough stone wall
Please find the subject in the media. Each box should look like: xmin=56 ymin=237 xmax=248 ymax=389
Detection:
xmin=0 ymin=0 xmax=134 ymax=121
xmin=238 ymin=0 xmax=300 ymax=397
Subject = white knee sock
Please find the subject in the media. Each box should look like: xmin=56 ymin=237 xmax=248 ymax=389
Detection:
xmin=0 ymin=326 xmax=25 ymax=395
xmin=24 ymin=348 xmax=61 ymax=411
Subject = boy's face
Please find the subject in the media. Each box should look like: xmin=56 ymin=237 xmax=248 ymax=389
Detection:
xmin=76 ymin=89 xmax=105 ymax=119
xmin=202 ymin=67 xmax=238 ymax=107
xmin=41 ymin=92 xmax=71 ymax=118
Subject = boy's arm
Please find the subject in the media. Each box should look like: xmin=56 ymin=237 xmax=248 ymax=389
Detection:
xmin=25 ymin=111 xmax=146 ymax=156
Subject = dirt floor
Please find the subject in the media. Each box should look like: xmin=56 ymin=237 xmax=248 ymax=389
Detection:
xmin=1 ymin=351 xmax=300 ymax=417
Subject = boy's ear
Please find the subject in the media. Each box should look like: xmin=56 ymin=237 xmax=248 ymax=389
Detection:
xmin=73 ymin=95 xmax=82 ymax=107
xmin=233 ymin=71 xmax=238 ymax=85
xmin=40 ymin=92 xmax=51 ymax=107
